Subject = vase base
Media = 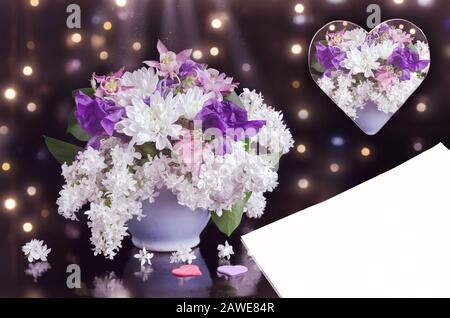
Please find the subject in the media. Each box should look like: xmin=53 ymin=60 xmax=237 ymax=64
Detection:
xmin=131 ymin=236 xmax=201 ymax=252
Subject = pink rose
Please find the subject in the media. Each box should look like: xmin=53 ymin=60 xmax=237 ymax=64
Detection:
xmin=376 ymin=66 xmax=397 ymax=90
xmin=173 ymin=130 xmax=208 ymax=176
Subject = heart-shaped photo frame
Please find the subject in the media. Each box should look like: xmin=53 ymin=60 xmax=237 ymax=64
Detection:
xmin=309 ymin=19 xmax=430 ymax=135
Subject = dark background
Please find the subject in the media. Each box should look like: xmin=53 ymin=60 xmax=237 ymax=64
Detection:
xmin=0 ymin=0 xmax=449 ymax=297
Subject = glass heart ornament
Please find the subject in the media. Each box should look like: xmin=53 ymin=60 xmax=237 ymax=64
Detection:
xmin=308 ymin=19 xmax=430 ymax=135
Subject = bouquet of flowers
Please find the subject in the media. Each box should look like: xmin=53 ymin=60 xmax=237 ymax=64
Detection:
xmin=310 ymin=22 xmax=430 ymax=119
xmin=45 ymin=40 xmax=293 ymax=259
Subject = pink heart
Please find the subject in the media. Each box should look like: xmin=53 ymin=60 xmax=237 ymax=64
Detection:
xmin=171 ymin=264 xmax=202 ymax=277
xmin=309 ymin=19 xmax=430 ymax=135
xmin=217 ymin=265 xmax=248 ymax=277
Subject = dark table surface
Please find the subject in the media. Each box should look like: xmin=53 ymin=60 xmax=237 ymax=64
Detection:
xmin=0 ymin=216 xmax=278 ymax=298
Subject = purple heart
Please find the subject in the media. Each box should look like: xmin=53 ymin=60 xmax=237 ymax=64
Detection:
xmin=217 ymin=265 xmax=248 ymax=277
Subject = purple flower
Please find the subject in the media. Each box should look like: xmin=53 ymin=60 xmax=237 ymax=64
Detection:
xmin=75 ymin=91 xmax=125 ymax=149
xmin=179 ymin=59 xmax=203 ymax=80
xmin=196 ymin=68 xmax=238 ymax=101
xmin=144 ymin=40 xmax=192 ymax=79
xmin=195 ymin=99 xmax=265 ymax=154
xmin=315 ymin=42 xmax=346 ymax=76
xmin=387 ymin=47 xmax=429 ymax=80
xmin=91 ymin=67 xmax=132 ymax=98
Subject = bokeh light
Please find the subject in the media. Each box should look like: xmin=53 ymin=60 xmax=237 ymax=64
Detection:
xmin=210 ymin=47 xmax=219 ymax=56
xmin=211 ymin=18 xmax=223 ymax=29
xmin=23 ymin=222 xmax=33 ymax=233
xmin=115 ymin=0 xmax=127 ymax=7
xmin=298 ymin=109 xmax=309 ymax=120
xmin=361 ymin=147 xmax=371 ymax=157
xmin=298 ymin=178 xmax=310 ymax=190
xmin=296 ymin=144 xmax=307 ymax=154
xmin=192 ymin=50 xmax=203 ymax=60
xmin=103 ymin=21 xmax=113 ymax=31
xmin=416 ymin=102 xmax=427 ymax=112
xmin=4 ymin=87 xmax=17 ymax=100
xmin=1 ymin=162 xmax=11 ymax=171
xmin=22 ymin=65 xmax=33 ymax=76
xmin=99 ymin=51 xmax=109 ymax=60
xmin=294 ymin=3 xmax=305 ymax=13
xmin=27 ymin=186 xmax=37 ymax=196
xmin=132 ymin=41 xmax=142 ymax=51
xmin=4 ymin=198 xmax=16 ymax=211
xmin=329 ymin=163 xmax=340 ymax=173
xmin=291 ymin=43 xmax=302 ymax=55
xmin=71 ymin=32 xmax=82 ymax=44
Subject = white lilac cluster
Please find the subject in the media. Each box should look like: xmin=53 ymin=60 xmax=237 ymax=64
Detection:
xmin=22 ymin=239 xmax=51 ymax=263
xmin=55 ymin=41 xmax=293 ymax=259
xmin=314 ymin=24 xmax=430 ymax=119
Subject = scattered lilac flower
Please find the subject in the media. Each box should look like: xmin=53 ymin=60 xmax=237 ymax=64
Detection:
xmin=387 ymin=47 xmax=429 ymax=80
xmin=144 ymin=40 xmax=192 ymax=79
xmin=170 ymin=252 xmax=180 ymax=264
xmin=75 ymin=91 xmax=125 ymax=149
xmin=134 ymin=265 xmax=153 ymax=282
xmin=315 ymin=42 xmax=346 ymax=76
xmin=217 ymin=241 xmax=234 ymax=260
xmin=25 ymin=261 xmax=51 ymax=282
xmin=134 ymin=248 xmax=154 ymax=267
xmin=22 ymin=239 xmax=51 ymax=263
xmin=196 ymin=68 xmax=238 ymax=100
xmin=170 ymin=247 xmax=197 ymax=264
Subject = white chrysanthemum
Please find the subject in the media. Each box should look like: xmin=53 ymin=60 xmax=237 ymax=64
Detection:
xmin=341 ymin=43 xmax=380 ymax=78
xmin=342 ymin=28 xmax=367 ymax=49
xmin=317 ymin=76 xmax=335 ymax=95
xmin=22 ymin=239 xmax=51 ymax=263
xmin=244 ymin=192 xmax=266 ymax=219
xmin=116 ymin=92 xmax=183 ymax=149
xmin=374 ymin=40 xmax=397 ymax=60
xmin=116 ymin=67 xmax=159 ymax=106
xmin=179 ymin=87 xmax=214 ymax=120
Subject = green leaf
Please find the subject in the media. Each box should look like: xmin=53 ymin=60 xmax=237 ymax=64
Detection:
xmin=311 ymin=60 xmax=325 ymax=73
xmin=67 ymin=111 xmax=90 ymax=141
xmin=137 ymin=142 xmax=158 ymax=158
xmin=244 ymin=138 xmax=251 ymax=152
xmin=44 ymin=136 xmax=82 ymax=165
xmin=72 ymin=87 xmax=95 ymax=98
xmin=211 ymin=192 xmax=252 ymax=236
xmin=224 ymin=91 xmax=244 ymax=108
xmin=406 ymin=44 xmax=418 ymax=52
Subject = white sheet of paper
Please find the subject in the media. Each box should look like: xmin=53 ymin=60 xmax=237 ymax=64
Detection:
xmin=242 ymin=143 xmax=450 ymax=297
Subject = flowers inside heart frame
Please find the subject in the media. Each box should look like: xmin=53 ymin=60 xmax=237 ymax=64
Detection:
xmin=309 ymin=20 xmax=430 ymax=135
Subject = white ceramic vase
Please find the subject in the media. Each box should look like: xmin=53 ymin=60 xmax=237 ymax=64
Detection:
xmin=128 ymin=188 xmax=210 ymax=252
